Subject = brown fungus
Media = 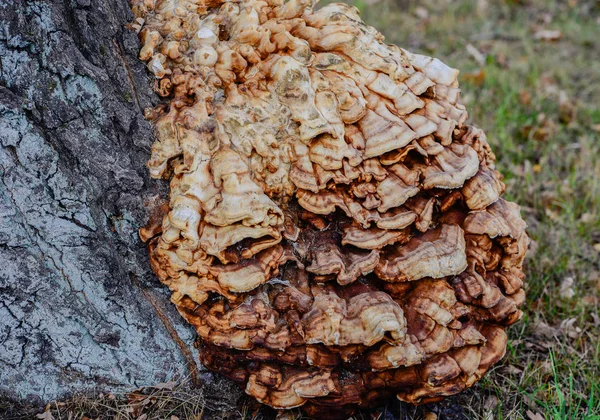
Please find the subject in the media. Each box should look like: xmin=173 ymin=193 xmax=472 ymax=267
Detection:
xmin=133 ymin=0 xmax=528 ymax=415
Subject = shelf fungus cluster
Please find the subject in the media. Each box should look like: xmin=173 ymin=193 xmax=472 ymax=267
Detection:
xmin=132 ymin=0 xmax=528 ymax=414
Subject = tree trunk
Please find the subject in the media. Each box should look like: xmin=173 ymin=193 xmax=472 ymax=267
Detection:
xmin=0 ymin=0 xmax=235 ymax=406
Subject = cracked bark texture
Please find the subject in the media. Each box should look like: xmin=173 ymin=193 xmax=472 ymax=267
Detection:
xmin=0 ymin=0 xmax=233 ymax=404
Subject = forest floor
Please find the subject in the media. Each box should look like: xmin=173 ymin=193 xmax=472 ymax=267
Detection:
xmin=5 ymin=0 xmax=600 ymax=419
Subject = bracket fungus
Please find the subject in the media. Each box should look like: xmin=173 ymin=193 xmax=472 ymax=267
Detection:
xmin=132 ymin=0 xmax=529 ymax=415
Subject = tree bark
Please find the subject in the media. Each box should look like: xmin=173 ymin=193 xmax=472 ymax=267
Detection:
xmin=0 ymin=0 xmax=234 ymax=405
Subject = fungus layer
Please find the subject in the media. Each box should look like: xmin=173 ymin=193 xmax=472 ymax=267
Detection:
xmin=133 ymin=0 xmax=528 ymax=414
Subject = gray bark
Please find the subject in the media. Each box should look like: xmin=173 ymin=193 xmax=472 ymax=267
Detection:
xmin=0 ymin=0 xmax=231 ymax=405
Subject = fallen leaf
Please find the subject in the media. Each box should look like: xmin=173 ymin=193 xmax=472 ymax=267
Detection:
xmin=580 ymin=213 xmax=596 ymax=224
xmin=525 ymin=340 xmax=551 ymax=351
xmin=532 ymin=118 xmax=558 ymax=142
xmin=128 ymin=393 xmax=147 ymax=404
xmin=522 ymin=394 xmax=534 ymax=408
xmin=276 ymin=412 xmax=300 ymax=420
xmin=540 ymin=74 xmax=559 ymax=95
xmin=484 ymin=394 xmax=499 ymax=410
xmin=423 ymin=412 xmax=438 ymax=420
xmin=414 ymin=6 xmax=429 ymax=20
xmin=148 ymin=380 xmax=177 ymax=391
xmin=533 ymin=29 xmax=562 ymax=41
xmin=503 ymin=365 xmax=523 ymax=375
xmin=494 ymin=51 xmax=509 ymax=68
xmin=530 ymin=298 xmax=542 ymax=311
xmin=463 ymin=69 xmax=486 ymax=86
xmin=532 ymin=320 xmax=558 ymax=338
xmin=591 ymin=312 xmax=600 ymax=327
xmin=519 ymin=89 xmax=532 ymax=105
xmin=540 ymin=190 xmax=560 ymax=214
xmin=536 ymin=360 xmax=552 ymax=376
xmin=545 ymin=207 xmax=561 ymax=221
xmin=36 ymin=410 xmax=54 ymax=420
xmin=483 ymin=395 xmax=498 ymax=411
xmin=593 ymin=243 xmax=600 ymax=253
xmin=559 ymin=276 xmax=575 ymax=299
xmin=466 ymin=43 xmax=486 ymax=66
xmin=558 ymin=90 xmax=575 ymax=124
xmin=559 ymin=317 xmax=582 ymax=339
xmin=591 ymin=271 xmax=600 ymax=293
xmin=526 ymin=410 xmax=545 ymax=420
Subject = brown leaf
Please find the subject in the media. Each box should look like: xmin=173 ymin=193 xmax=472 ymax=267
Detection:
xmin=463 ymin=69 xmax=486 ymax=86
xmin=503 ymin=365 xmax=523 ymax=375
xmin=592 ymin=271 xmax=600 ymax=290
xmin=128 ymin=393 xmax=147 ymax=404
xmin=558 ymin=90 xmax=575 ymax=124
xmin=526 ymin=410 xmax=545 ymax=420
xmin=494 ymin=51 xmax=509 ymax=68
xmin=532 ymin=320 xmax=559 ymax=338
xmin=536 ymin=360 xmax=552 ymax=376
xmin=532 ymin=118 xmax=558 ymax=142
xmin=533 ymin=29 xmax=562 ymax=41
xmin=582 ymin=295 xmax=598 ymax=305
xmin=519 ymin=90 xmax=532 ymax=105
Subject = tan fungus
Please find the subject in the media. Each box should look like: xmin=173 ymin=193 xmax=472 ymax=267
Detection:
xmin=133 ymin=0 xmax=528 ymax=415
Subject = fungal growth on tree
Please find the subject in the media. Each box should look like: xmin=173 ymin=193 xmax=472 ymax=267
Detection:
xmin=133 ymin=0 xmax=528 ymax=414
